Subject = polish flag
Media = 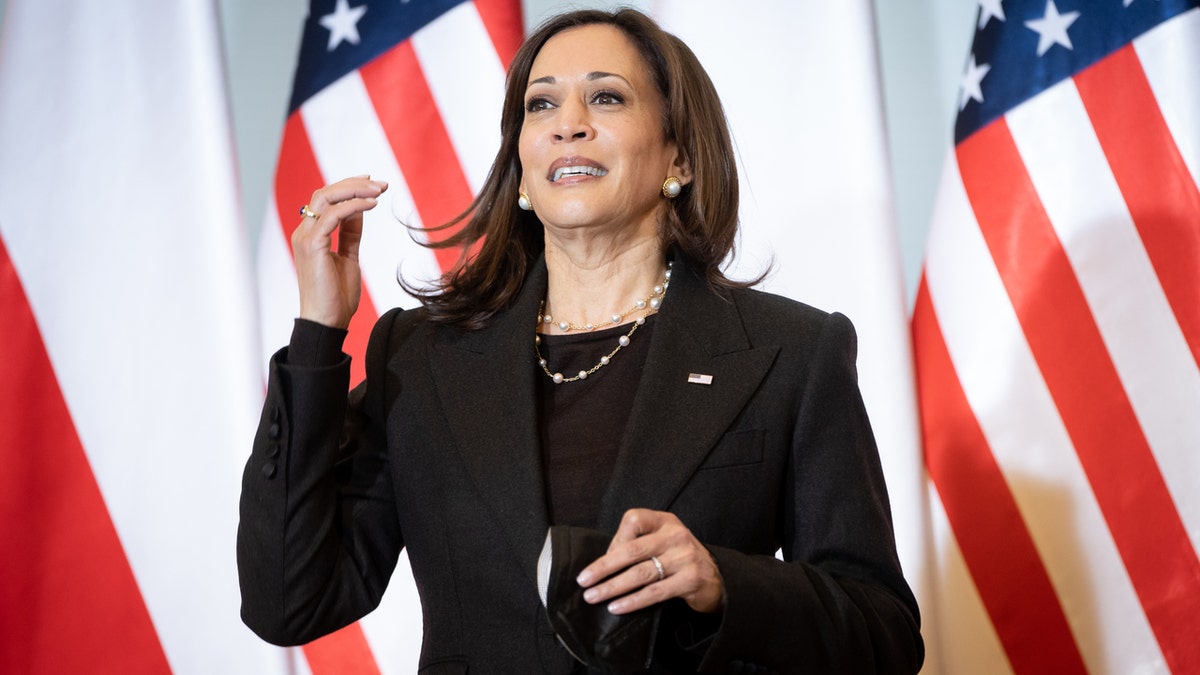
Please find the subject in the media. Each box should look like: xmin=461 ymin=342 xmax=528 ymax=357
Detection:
xmin=0 ymin=1 xmax=277 ymax=673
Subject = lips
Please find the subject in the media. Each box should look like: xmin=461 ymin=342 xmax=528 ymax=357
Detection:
xmin=547 ymin=157 xmax=608 ymax=183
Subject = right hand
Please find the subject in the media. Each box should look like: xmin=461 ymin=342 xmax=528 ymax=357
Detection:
xmin=292 ymin=176 xmax=388 ymax=329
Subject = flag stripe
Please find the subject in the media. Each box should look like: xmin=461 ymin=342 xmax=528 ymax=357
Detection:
xmin=959 ymin=118 xmax=1200 ymax=673
xmin=913 ymin=277 xmax=1087 ymax=674
xmin=1074 ymin=45 xmax=1200 ymax=369
xmin=1135 ymin=8 xmax=1200 ymax=197
xmin=301 ymin=623 xmax=382 ymax=675
xmin=290 ymin=113 xmax=379 ymax=386
xmin=361 ymin=42 xmax=472 ymax=274
xmin=925 ymin=492 xmax=1011 ymax=674
xmin=412 ymin=2 xmax=508 ymax=195
xmin=0 ymin=236 xmax=171 ymax=675
xmin=924 ymin=148 xmax=1162 ymax=674
xmin=273 ymin=113 xmax=327 ymax=263
xmin=1007 ymin=73 xmax=1200 ymax=574
xmin=473 ymin=0 xmax=523 ymax=66
xmin=299 ymin=71 xmax=437 ymax=313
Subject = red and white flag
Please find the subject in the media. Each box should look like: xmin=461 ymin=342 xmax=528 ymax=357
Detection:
xmin=651 ymin=3 xmax=936 ymax=669
xmin=0 ymin=1 xmax=275 ymax=673
xmin=913 ymin=1 xmax=1200 ymax=672
xmin=255 ymin=1 xmax=522 ymax=672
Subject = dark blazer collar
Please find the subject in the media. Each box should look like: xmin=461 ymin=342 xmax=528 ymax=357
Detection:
xmin=596 ymin=252 xmax=779 ymax=531
xmin=429 ymin=252 xmax=778 ymax=583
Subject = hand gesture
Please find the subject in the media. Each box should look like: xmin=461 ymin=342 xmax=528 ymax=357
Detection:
xmin=292 ymin=176 xmax=388 ymax=329
xmin=575 ymin=509 xmax=726 ymax=615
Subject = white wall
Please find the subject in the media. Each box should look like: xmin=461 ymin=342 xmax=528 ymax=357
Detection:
xmin=0 ymin=0 xmax=974 ymax=303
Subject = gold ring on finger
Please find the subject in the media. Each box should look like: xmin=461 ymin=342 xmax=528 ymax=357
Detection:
xmin=299 ymin=205 xmax=320 ymax=219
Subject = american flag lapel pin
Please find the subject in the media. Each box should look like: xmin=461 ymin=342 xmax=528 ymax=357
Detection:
xmin=687 ymin=373 xmax=713 ymax=385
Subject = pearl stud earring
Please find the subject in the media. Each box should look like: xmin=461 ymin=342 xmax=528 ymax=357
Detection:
xmin=662 ymin=176 xmax=682 ymax=199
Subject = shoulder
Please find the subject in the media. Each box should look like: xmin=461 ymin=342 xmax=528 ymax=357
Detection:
xmin=726 ymin=285 xmax=856 ymax=351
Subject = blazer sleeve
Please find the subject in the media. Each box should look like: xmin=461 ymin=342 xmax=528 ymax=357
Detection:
xmin=237 ymin=309 xmax=407 ymax=646
xmin=696 ymin=312 xmax=924 ymax=674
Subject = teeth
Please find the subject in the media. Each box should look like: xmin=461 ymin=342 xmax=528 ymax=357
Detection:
xmin=551 ymin=165 xmax=608 ymax=182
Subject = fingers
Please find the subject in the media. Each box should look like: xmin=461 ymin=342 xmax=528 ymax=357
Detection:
xmin=305 ymin=175 xmax=389 ymax=218
xmin=576 ymin=509 xmax=725 ymax=615
xmin=295 ymin=177 xmax=388 ymax=257
xmin=291 ymin=176 xmax=387 ymax=329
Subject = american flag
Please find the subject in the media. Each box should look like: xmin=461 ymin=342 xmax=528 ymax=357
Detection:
xmin=913 ymin=1 xmax=1200 ymax=672
xmin=255 ymin=0 xmax=521 ymax=672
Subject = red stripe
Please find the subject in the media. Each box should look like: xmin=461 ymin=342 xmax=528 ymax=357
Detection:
xmin=302 ymin=623 xmax=382 ymax=675
xmin=912 ymin=277 xmax=1087 ymax=674
xmin=959 ymin=119 xmax=1200 ymax=673
xmin=359 ymin=42 xmax=473 ymax=275
xmin=473 ymin=0 xmax=524 ymax=67
xmin=274 ymin=112 xmax=378 ymax=387
xmin=1074 ymin=45 xmax=1200 ymax=370
xmin=0 ymin=236 xmax=171 ymax=675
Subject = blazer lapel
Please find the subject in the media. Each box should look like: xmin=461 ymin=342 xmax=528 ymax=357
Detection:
xmin=597 ymin=256 xmax=779 ymax=531
xmin=429 ymin=261 xmax=550 ymax=585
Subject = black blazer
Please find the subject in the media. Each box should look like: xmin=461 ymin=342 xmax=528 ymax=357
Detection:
xmin=237 ymin=254 xmax=923 ymax=674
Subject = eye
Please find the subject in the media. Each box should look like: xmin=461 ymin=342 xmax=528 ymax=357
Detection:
xmin=592 ymin=90 xmax=624 ymax=105
xmin=525 ymin=96 xmax=554 ymax=113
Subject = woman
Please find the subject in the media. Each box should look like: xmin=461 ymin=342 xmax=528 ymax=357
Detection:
xmin=238 ymin=8 xmax=923 ymax=673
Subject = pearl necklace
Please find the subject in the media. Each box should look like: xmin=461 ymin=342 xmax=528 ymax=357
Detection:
xmin=534 ymin=263 xmax=671 ymax=384
xmin=539 ymin=262 xmax=672 ymax=332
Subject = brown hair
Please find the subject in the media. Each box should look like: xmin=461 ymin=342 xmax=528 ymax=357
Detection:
xmin=406 ymin=8 xmax=744 ymax=329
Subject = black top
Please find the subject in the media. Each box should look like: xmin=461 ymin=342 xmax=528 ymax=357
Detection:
xmin=535 ymin=317 xmax=656 ymax=528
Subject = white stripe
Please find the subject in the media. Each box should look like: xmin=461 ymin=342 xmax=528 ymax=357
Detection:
xmin=926 ymin=490 xmax=1012 ymax=675
xmin=1007 ymin=78 xmax=1200 ymax=558
xmin=412 ymin=2 xmax=507 ymax=195
xmin=924 ymin=149 xmax=1162 ymax=674
xmin=300 ymin=71 xmax=443 ymax=314
xmin=1135 ymin=8 xmax=1200 ymax=196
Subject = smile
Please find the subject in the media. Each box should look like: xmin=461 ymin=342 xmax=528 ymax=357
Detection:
xmin=551 ymin=165 xmax=608 ymax=182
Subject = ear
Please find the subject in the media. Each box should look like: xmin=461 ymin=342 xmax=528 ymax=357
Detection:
xmin=669 ymin=151 xmax=694 ymax=186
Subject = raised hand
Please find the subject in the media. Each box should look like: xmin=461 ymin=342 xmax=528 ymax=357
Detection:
xmin=292 ymin=176 xmax=388 ymax=329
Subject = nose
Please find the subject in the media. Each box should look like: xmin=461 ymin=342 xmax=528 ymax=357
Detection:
xmin=553 ymin=96 xmax=594 ymax=143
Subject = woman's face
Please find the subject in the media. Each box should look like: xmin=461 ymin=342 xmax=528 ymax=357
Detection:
xmin=518 ymin=24 xmax=684 ymax=237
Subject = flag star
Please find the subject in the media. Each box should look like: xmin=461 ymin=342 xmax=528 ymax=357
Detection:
xmin=1024 ymin=0 xmax=1081 ymax=56
xmin=959 ymin=54 xmax=991 ymax=110
xmin=978 ymin=0 xmax=1006 ymax=29
xmin=319 ymin=0 xmax=367 ymax=51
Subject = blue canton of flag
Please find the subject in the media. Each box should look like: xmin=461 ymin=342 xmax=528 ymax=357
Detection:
xmin=289 ymin=0 xmax=475 ymax=113
xmin=956 ymin=0 xmax=1199 ymax=142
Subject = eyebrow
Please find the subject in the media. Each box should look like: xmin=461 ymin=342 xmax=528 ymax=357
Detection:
xmin=527 ymin=71 xmax=631 ymax=88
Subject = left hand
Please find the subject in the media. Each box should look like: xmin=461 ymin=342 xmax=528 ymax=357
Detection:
xmin=575 ymin=509 xmax=725 ymax=615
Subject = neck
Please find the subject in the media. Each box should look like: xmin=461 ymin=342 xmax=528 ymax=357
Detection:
xmin=541 ymin=236 xmax=667 ymax=334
